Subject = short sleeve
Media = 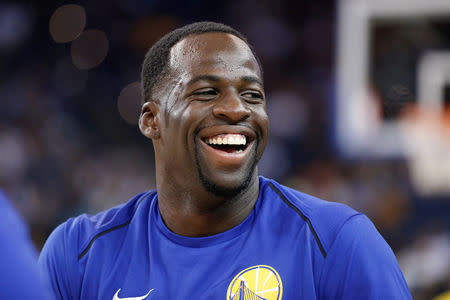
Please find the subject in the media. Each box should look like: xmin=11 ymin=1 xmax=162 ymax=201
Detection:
xmin=38 ymin=220 xmax=81 ymax=300
xmin=319 ymin=214 xmax=412 ymax=299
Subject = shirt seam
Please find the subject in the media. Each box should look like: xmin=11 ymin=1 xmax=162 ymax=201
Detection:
xmin=267 ymin=181 xmax=327 ymax=258
xmin=316 ymin=213 xmax=364 ymax=299
xmin=77 ymin=191 xmax=153 ymax=260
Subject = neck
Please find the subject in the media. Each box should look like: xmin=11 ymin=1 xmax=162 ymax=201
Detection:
xmin=156 ymin=174 xmax=259 ymax=237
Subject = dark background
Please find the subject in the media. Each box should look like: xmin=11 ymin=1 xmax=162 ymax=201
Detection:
xmin=0 ymin=1 xmax=448 ymax=299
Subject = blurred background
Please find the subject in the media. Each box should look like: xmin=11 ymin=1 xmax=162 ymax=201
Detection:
xmin=0 ymin=0 xmax=448 ymax=298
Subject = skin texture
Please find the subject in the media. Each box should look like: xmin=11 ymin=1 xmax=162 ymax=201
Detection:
xmin=139 ymin=32 xmax=269 ymax=237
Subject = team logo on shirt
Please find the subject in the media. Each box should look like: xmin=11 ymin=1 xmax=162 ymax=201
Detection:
xmin=226 ymin=265 xmax=283 ymax=300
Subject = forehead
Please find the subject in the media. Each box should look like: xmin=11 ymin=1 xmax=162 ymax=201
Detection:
xmin=168 ymin=32 xmax=261 ymax=80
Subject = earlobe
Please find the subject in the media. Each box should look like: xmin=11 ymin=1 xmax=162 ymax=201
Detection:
xmin=139 ymin=101 xmax=161 ymax=139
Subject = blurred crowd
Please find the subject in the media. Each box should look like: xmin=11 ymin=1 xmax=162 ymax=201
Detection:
xmin=0 ymin=1 xmax=448 ymax=299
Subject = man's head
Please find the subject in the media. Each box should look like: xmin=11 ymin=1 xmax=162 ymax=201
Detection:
xmin=139 ymin=22 xmax=269 ymax=199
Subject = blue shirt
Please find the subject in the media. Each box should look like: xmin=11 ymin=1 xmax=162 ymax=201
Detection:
xmin=0 ymin=189 xmax=49 ymax=299
xmin=39 ymin=177 xmax=411 ymax=299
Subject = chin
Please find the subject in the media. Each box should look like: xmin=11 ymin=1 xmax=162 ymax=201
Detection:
xmin=194 ymin=138 xmax=261 ymax=197
xmin=198 ymin=169 xmax=256 ymax=197
xmin=197 ymin=162 xmax=256 ymax=197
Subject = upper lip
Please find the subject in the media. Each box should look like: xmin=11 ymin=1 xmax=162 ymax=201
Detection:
xmin=197 ymin=125 xmax=256 ymax=144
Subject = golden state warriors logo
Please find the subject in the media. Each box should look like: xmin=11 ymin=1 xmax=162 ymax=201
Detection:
xmin=226 ymin=265 xmax=283 ymax=300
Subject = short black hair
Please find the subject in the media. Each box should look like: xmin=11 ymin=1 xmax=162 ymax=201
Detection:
xmin=141 ymin=21 xmax=262 ymax=103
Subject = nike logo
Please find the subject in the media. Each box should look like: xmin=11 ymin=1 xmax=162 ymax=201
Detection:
xmin=112 ymin=288 xmax=154 ymax=300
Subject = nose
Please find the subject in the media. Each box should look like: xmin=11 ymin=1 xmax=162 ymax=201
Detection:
xmin=212 ymin=91 xmax=250 ymax=123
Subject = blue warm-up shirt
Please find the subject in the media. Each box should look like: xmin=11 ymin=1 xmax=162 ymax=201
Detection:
xmin=39 ymin=177 xmax=411 ymax=299
xmin=0 ymin=189 xmax=49 ymax=299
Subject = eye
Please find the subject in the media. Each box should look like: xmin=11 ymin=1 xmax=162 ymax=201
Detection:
xmin=241 ymin=91 xmax=264 ymax=103
xmin=190 ymin=88 xmax=218 ymax=101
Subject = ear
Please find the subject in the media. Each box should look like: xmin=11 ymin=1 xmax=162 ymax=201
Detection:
xmin=139 ymin=101 xmax=161 ymax=139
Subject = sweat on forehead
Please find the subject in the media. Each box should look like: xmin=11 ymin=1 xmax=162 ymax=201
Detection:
xmin=168 ymin=33 xmax=257 ymax=74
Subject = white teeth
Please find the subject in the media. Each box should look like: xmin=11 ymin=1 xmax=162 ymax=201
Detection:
xmin=205 ymin=134 xmax=247 ymax=145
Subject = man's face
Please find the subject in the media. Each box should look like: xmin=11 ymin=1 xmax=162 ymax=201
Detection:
xmin=149 ymin=32 xmax=268 ymax=197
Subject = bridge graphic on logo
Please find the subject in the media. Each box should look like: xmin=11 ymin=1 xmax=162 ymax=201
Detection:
xmin=227 ymin=265 xmax=283 ymax=300
xmin=231 ymin=281 xmax=268 ymax=300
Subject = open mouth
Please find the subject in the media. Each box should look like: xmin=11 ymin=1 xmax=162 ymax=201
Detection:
xmin=202 ymin=133 xmax=249 ymax=154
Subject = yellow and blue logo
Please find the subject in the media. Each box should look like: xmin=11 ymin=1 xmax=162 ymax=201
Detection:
xmin=226 ymin=265 xmax=283 ymax=300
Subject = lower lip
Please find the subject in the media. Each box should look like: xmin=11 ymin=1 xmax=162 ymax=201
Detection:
xmin=198 ymin=139 xmax=252 ymax=168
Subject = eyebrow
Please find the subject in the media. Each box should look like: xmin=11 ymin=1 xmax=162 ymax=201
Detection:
xmin=241 ymin=75 xmax=264 ymax=87
xmin=186 ymin=75 xmax=264 ymax=87
xmin=187 ymin=75 xmax=221 ymax=86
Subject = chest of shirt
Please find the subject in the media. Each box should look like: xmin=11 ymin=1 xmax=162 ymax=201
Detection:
xmin=79 ymin=223 xmax=322 ymax=300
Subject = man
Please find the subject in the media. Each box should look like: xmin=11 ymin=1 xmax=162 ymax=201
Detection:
xmin=39 ymin=21 xmax=412 ymax=299
xmin=0 ymin=189 xmax=49 ymax=299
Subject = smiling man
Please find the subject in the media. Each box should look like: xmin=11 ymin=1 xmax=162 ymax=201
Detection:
xmin=39 ymin=22 xmax=411 ymax=299
xmin=139 ymin=28 xmax=268 ymax=238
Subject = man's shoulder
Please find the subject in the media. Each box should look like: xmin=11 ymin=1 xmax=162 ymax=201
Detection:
xmin=46 ymin=190 xmax=156 ymax=259
xmin=38 ymin=191 xmax=156 ymax=298
xmin=260 ymin=177 xmax=361 ymax=257
xmin=261 ymin=176 xmax=359 ymax=225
